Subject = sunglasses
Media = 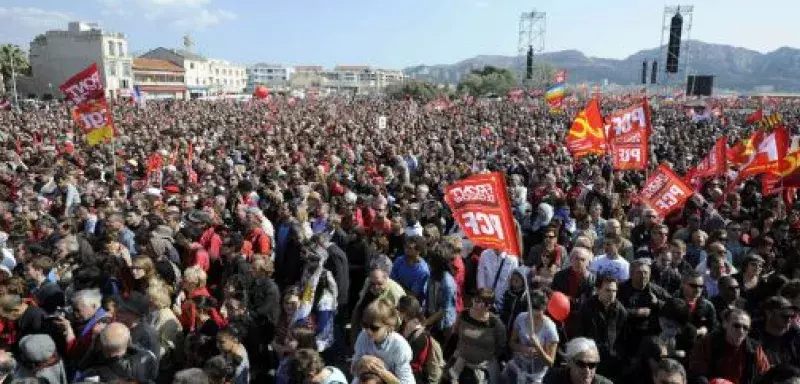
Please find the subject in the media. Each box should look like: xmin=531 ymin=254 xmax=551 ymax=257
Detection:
xmin=545 ymin=235 xmax=556 ymax=239
xmin=688 ymin=283 xmax=704 ymax=289
xmin=362 ymin=323 xmax=382 ymax=332
xmin=573 ymin=360 xmax=599 ymax=370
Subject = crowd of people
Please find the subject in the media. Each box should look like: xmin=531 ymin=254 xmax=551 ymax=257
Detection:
xmin=0 ymin=92 xmax=796 ymax=384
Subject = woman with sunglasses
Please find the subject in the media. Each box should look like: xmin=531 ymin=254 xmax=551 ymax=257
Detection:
xmin=446 ymin=288 xmax=507 ymax=384
xmin=352 ymin=299 xmax=414 ymax=384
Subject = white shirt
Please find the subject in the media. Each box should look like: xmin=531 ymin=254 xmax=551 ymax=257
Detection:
xmin=477 ymin=249 xmax=519 ymax=307
xmin=590 ymin=254 xmax=630 ymax=282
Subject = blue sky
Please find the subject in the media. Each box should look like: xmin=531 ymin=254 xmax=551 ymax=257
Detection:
xmin=1 ymin=0 xmax=798 ymax=68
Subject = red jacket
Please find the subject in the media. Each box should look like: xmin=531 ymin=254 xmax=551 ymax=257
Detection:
xmin=199 ymin=227 xmax=222 ymax=260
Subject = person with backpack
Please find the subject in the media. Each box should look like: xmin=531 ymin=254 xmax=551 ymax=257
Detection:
xmin=397 ymin=295 xmax=443 ymax=384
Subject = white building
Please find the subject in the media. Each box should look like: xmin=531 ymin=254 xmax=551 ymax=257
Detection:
xmin=28 ymin=21 xmax=133 ymax=99
xmin=140 ymin=47 xmax=210 ymax=98
xmin=207 ymin=59 xmax=247 ymax=94
xmin=323 ymin=65 xmax=405 ymax=94
xmin=246 ymin=63 xmax=294 ymax=91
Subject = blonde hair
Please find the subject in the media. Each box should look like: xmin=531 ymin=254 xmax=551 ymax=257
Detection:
xmin=132 ymin=257 xmax=156 ymax=281
xmin=147 ymin=282 xmax=173 ymax=309
xmin=361 ymin=299 xmax=398 ymax=328
xmin=183 ymin=266 xmax=207 ymax=289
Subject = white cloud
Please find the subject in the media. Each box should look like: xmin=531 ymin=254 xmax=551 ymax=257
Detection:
xmin=0 ymin=7 xmax=74 ymax=46
xmin=0 ymin=7 xmax=72 ymax=29
xmin=171 ymin=8 xmax=236 ymax=30
xmin=97 ymin=0 xmax=235 ymax=31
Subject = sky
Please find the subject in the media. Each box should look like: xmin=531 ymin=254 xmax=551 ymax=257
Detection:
xmin=1 ymin=0 xmax=799 ymax=68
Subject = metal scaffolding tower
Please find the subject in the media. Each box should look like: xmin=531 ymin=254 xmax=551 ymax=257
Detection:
xmin=517 ymin=10 xmax=546 ymax=87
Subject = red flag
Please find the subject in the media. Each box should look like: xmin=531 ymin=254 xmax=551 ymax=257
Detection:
xmin=443 ymin=172 xmax=521 ymax=257
xmin=690 ymin=137 xmax=728 ymax=178
xmin=745 ymin=108 xmax=763 ymax=125
xmin=639 ymin=164 xmax=695 ymax=218
xmin=606 ymin=100 xmax=651 ymax=171
xmin=727 ymin=130 xmax=763 ymax=166
xmin=59 ymin=63 xmax=105 ymax=106
xmin=566 ymin=99 xmax=606 ymax=158
xmin=186 ymin=142 xmax=194 ymax=167
xmin=737 ymin=126 xmax=789 ymax=179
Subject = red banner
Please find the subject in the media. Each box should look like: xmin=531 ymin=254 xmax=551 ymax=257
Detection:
xmin=60 ymin=63 xmax=116 ymax=146
xmin=71 ymin=99 xmax=116 ymax=145
xmin=566 ymin=98 xmax=606 ymax=158
xmin=59 ymin=63 xmax=105 ymax=105
xmin=639 ymin=164 xmax=695 ymax=218
xmin=692 ymin=137 xmax=728 ymax=178
xmin=610 ymin=128 xmax=649 ymax=170
xmin=444 ymin=172 xmax=521 ymax=257
xmin=604 ymin=100 xmax=651 ymax=141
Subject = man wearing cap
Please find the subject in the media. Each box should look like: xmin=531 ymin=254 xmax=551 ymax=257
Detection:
xmin=750 ymin=296 xmax=800 ymax=366
xmin=15 ymin=334 xmax=68 ymax=383
xmin=112 ymin=292 xmax=159 ymax=360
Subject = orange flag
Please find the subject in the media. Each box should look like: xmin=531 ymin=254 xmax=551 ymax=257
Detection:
xmin=566 ymin=98 xmax=606 ymax=158
xmin=736 ymin=126 xmax=789 ymax=180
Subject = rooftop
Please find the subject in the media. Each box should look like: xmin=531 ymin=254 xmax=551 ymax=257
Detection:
xmin=133 ymin=58 xmax=185 ymax=72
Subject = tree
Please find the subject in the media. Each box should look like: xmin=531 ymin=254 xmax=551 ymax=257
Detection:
xmin=385 ymin=80 xmax=438 ymax=101
xmin=0 ymin=44 xmax=31 ymax=91
xmin=457 ymin=66 xmax=516 ymax=96
xmin=530 ymin=62 xmax=557 ymax=86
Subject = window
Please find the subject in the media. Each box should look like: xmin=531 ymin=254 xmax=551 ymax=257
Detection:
xmin=190 ymin=62 xmax=195 ymax=70
xmin=108 ymin=62 xmax=117 ymax=76
xmin=196 ymin=77 xmax=199 ymax=84
xmin=215 ymin=69 xmax=219 ymax=75
xmin=122 ymin=62 xmax=131 ymax=77
xmin=121 ymin=79 xmax=129 ymax=88
xmin=117 ymin=42 xmax=125 ymax=57
xmin=108 ymin=41 xmax=115 ymax=56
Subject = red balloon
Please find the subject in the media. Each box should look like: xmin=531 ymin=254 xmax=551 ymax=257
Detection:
xmin=254 ymin=85 xmax=269 ymax=100
xmin=546 ymin=291 xmax=570 ymax=322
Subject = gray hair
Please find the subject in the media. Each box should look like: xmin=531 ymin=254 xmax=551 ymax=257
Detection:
xmin=0 ymin=351 xmax=16 ymax=378
xmin=173 ymin=368 xmax=210 ymax=384
xmin=656 ymin=358 xmax=686 ymax=381
xmin=564 ymin=337 xmax=598 ymax=361
xmin=72 ymin=289 xmax=102 ymax=310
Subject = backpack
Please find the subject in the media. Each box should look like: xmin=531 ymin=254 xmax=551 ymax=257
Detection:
xmin=409 ymin=330 xmax=444 ymax=383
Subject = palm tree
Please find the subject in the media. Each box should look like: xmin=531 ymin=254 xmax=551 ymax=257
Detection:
xmin=0 ymin=44 xmax=31 ymax=92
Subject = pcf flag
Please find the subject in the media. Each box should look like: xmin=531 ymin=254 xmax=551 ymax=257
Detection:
xmin=639 ymin=164 xmax=695 ymax=218
xmin=566 ymin=98 xmax=606 ymax=158
xmin=444 ymin=172 xmax=521 ymax=257
xmin=606 ymin=100 xmax=651 ymax=171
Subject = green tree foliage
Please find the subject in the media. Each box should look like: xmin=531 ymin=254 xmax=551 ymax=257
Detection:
xmin=0 ymin=44 xmax=31 ymax=89
xmin=457 ymin=66 xmax=516 ymax=96
xmin=385 ymin=80 xmax=439 ymax=101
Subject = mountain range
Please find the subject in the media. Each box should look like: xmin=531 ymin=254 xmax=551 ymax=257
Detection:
xmin=403 ymin=41 xmax=800 ymax=92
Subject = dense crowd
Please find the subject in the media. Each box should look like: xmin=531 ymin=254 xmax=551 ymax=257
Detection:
xmin=0 ymin=93 xmax=797 ymax=384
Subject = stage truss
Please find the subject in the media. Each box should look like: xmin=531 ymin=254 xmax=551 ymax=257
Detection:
xmin=658 ymin=5 xmax=694 ymax=92
xmin=517 ymin=10 xmax=546 ymax=87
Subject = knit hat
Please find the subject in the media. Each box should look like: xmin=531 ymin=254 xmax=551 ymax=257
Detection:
xmin=19 ymin=334 xmax=56 ymax=363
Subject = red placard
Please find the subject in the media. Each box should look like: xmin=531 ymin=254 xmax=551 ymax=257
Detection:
xmin=610 ymin=128 xmax=649 ymax=170
xmin=444 ymin=172 xmax=521 ymax=257
xmin=59 ymin=63 xmax=105 ymax=105
xmin=639 ymin=164 xmax=695 ymax=217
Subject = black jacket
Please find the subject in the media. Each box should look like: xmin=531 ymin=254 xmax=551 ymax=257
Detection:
xmin=80 ymin=346 xmax=158 ymax=384
xmin=551 ymin=268 xmax=595 ymax=305
xmin=324 ymin=242 xmax=350 ymax=308
xmin=573 ymin=296 xmax=628 ymax=361
xmin=249 ymin=276 xmax=280 ymax=341
xmin=675 ymin=292 xmax=718 ymax=333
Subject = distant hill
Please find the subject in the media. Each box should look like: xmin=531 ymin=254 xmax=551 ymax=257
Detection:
xmin=403 ymin=41 xmax=800 ymax=92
